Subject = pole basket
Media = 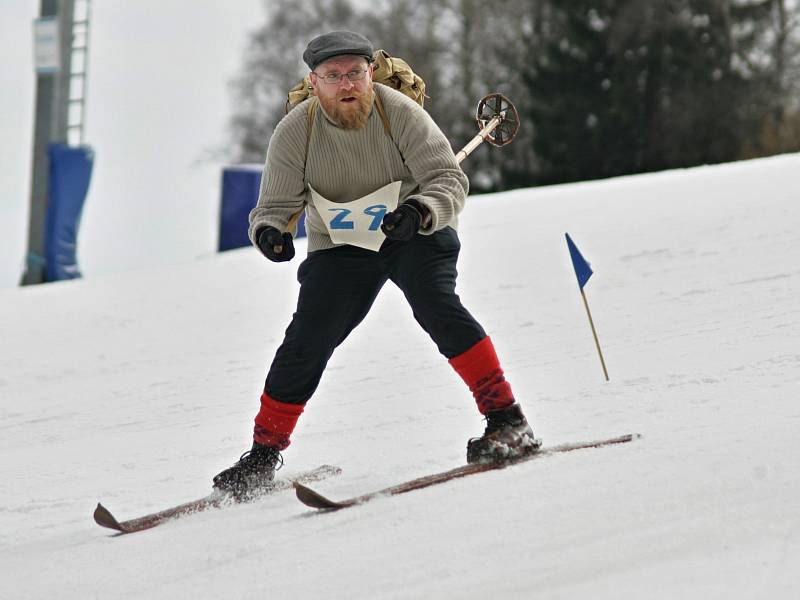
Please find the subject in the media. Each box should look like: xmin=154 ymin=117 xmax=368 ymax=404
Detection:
xmin=476 ymin=93 xmax=519 ymax=147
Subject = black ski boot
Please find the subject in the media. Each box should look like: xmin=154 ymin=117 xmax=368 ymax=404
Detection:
xmin=213 ymin=442 xmax=283 ymax=499
xmin=466 ymin=403 xmax=540 ymax=464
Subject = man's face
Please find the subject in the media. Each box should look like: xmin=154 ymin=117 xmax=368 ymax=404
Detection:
xmin=310 ymin=55 xmax=374 ymax=130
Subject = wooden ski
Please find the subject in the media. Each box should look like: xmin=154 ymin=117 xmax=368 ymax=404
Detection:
xmin=295 ymin=434 xmax=639 ymax=511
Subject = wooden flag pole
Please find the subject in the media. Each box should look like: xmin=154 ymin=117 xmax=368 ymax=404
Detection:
xmin=580 ymin=288 xmax=609 ymax=381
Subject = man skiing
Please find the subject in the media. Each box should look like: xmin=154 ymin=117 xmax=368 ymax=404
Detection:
xmin=213 ymin=31 xmax=537 ymax=497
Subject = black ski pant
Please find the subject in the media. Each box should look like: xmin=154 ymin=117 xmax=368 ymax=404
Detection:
xmin=264 ymin=227 xmax=487 ymax=405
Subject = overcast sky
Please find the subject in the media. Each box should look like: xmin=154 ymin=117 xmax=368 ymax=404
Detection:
xmin=0 ymin=1 xmax=265 ymax=288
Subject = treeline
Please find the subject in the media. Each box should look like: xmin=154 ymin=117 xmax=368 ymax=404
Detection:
xmin=229 ymin=0 xmax=800 ymax=191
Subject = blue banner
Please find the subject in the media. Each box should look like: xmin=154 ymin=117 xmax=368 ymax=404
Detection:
xmin=219 ymin=165 xmax=306 ymax=252
xmin=45 ymin=144 xmax=94 ymax=281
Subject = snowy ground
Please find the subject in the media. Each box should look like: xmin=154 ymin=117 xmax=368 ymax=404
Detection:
xmin=1 ymin=153 xmax=799 ymax=599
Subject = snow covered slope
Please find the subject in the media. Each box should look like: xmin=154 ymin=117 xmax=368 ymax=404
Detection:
xmin=1 ymin=154 xmax=799 ymax=599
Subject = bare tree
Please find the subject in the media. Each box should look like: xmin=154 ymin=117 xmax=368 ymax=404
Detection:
xmin=228 ymin=0 xmax=360 ymax=163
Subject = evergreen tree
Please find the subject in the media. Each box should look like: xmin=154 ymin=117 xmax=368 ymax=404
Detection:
xmin=524 ymin=0 xmax=783 ymax=184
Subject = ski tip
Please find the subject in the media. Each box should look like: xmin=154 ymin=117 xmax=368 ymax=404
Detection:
xmin=93 ymin=502 xmax=124 ymax=531
xmin=293 ymin=482 xmax=344 ymax=511
xmin=605 ymin=433 xmax=642 ymax=445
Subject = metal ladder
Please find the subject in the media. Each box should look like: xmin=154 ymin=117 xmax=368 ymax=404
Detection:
xmin=67 ymin=0 xmax=91 ymax=146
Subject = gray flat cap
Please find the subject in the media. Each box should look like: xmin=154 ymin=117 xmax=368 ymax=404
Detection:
xmin=303 ymin=31 xmax=374 ymax=71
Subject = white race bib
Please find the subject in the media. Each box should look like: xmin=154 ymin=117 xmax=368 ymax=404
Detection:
xmin=309 ymin=181 xmax=402 ymax=251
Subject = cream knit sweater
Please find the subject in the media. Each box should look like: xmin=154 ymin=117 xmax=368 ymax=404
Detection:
xmin=248 ymin=83 xmax=469 ymax=252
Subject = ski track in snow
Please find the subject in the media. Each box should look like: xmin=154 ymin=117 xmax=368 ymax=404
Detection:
xmin=1 ymin=154 xmax=799 ymax=599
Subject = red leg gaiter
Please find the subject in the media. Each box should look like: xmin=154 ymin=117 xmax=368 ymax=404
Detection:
xmin=449 ymin=337 xmax=516 ymax=415
xmin=253 ymin=392 xmax=305 ymax=450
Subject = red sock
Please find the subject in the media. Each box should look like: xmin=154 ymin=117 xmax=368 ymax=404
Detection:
xmin=253 ymin=392 xmax=305 ymax=449
xmin=449 ymin=337 xmax=516 ymax=415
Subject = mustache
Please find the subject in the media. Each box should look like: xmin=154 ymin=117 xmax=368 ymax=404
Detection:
xmin=337 ymin=83 xmax=372 ymax=100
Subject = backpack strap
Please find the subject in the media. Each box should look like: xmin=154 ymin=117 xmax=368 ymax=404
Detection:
xmin=305 ymin=97 xmax=319 ymax=165
xmin=283 ymin=98 xmax=317 ymax=237
xmin=373 ymin=91 xmax=392 ymax=137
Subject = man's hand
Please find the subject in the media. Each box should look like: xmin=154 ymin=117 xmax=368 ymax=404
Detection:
xmin=381 ymin=199 xmax=428 ymax=242
xmin=257 ymin=226 xmax=295 ymax=262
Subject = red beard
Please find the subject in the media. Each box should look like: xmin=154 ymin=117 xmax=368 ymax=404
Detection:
xmin=318 ymin=84 xmax=375 ymax=130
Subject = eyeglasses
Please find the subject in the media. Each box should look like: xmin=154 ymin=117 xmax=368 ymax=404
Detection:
xmin=312 ymin=67 xmax=370 ymax=85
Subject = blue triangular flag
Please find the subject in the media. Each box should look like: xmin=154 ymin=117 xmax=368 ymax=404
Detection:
xmin=566 ymin=233 xmax=593 ymax=289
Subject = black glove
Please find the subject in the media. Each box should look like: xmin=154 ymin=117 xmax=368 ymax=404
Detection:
xmin=381 ymin=199 xmax=428 ymax=241
xmin=256 ymin=226 xmax=295 ymax=262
